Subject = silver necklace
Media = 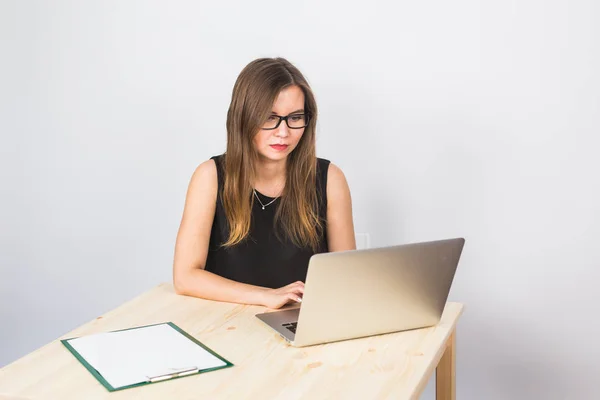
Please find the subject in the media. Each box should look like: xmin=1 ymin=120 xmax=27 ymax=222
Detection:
xmin=253 ymin=189 xmax=279 ymax=210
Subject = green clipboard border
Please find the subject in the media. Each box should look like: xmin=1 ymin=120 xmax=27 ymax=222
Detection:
xmin=60 ymin=321 xmax=234 ymax=392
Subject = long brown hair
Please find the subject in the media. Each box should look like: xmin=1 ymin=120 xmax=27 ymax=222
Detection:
xmin=221 ymin=57 xmax=323 ymax=251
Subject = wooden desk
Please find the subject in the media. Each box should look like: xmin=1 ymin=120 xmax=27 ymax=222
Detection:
xmin=0 ymin=283 xmax=463 ymax=399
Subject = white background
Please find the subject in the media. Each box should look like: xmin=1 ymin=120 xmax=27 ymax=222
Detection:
xmin=1 ymin=1 xmax=599 ymax=398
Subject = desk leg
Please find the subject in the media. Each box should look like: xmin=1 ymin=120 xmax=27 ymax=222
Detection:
xmin=436 ymin=330 xmax=456 ymax=400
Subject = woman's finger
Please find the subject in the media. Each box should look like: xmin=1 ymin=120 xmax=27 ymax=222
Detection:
xmin=287 ymin=286 xmax=304 ymax=296
xmin=287 ymin=292 xmax=303 ymax=303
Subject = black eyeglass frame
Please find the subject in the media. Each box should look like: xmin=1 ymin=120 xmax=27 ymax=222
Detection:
xmin=261 ymin=113 xmax=310 ymax=130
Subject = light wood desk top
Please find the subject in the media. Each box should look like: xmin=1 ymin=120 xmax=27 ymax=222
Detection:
xmin=0 ymin=283 xmax=463 ymax=400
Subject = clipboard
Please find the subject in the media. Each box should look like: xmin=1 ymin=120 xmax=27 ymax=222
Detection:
xmin=61 ymin=322 xmax=233 ymax=392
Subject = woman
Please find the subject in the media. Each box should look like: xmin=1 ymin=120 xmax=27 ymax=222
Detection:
xmin=173 ymin=57 xmax=355 ymax=309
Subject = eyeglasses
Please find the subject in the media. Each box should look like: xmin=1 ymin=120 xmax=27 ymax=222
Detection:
xmin=262 ymin=113 xmax=309 ymax=130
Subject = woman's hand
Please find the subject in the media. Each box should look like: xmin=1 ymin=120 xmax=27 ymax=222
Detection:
xmin=259 ymin=281 xmax=305 ymax=309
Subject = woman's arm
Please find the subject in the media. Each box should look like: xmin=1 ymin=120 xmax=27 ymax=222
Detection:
xmin=326 ymin=163 xmax=357 ymax=252
xmin=172 ymin=159 xmax=303 ymax=308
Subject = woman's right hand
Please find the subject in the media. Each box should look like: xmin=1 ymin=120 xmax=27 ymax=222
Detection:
xmin=259 ymin=281 xmax=305 ymax=309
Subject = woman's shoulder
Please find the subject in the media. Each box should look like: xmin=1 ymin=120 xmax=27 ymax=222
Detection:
xmin=316 ymin=157 xmax=331 ymax=176
xmin=326 ymin=162 xmax=347 ymax=184
xmin=189 ymin=157 xmax=220 ymax=188
xmin=209 ymin=153 xmax=224 ymax=166
xmin=316 ymin=156 xmax=331 ymax=166
xmin=198 ymin=155 xmax=221 ymax=172
xmin=316 ymin=158 xmax=348 ymax=193
xmin=316 ymin=157 xmax=349 ymax=182
xmin=316 ymin=157 xmax=347 ymax=178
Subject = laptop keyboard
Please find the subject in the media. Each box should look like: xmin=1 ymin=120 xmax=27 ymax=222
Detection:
xmin=282 ymin=322 xmax=298 ymax=334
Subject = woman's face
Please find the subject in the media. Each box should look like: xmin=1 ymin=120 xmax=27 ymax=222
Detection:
xmin=253 ymin=85 xmax=306 ymax=163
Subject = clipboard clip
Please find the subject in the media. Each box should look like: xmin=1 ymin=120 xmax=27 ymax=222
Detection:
xmin=146 ymin=366 xmax=199 ymax=383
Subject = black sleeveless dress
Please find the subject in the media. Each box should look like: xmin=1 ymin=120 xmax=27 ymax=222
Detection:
xmin=204 ymin=154 xmax=330 ymax=288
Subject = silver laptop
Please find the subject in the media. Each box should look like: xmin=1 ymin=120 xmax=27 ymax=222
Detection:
xmin=256 ymin=237 xmax=465 ymax=347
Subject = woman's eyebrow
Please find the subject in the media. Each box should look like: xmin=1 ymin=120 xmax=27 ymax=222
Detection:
xmin=271 ymin=109 xmax=305 ymax=115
